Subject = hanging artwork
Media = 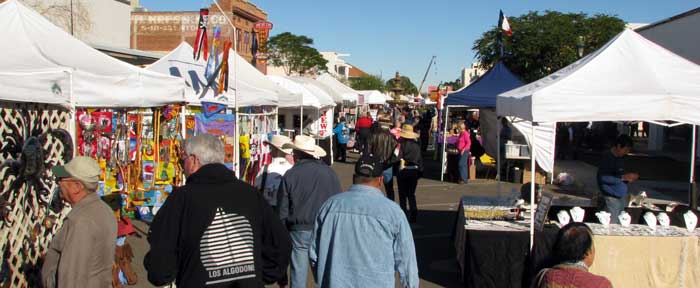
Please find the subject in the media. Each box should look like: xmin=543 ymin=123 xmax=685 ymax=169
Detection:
xmin=194 ymin=113 xmax=235 ymax=137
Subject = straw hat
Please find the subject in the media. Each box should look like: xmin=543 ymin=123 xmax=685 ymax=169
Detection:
xmin=283 ymin=135 xmax=327 ymax=158
xmin=399 ymin=124 xmax=419 ymax=139
xmin=265 ymin=135 xmax=293 ymax=154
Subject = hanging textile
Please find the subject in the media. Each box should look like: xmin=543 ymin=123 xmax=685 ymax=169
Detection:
xmin=193 ymin=8 xmax=209 ymax=61
xmin=204 ymin=26 xmax=221 ymax=82
xmin=218 ymin=41 xmax=232 ymax=94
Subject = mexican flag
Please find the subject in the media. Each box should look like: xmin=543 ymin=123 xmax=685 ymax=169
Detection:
xmin=499 ymin=10 xmax=512 ymax=37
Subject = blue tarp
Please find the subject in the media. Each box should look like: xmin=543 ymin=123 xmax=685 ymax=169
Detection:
xmin=445 ymin=62 xmax=524 ymax=107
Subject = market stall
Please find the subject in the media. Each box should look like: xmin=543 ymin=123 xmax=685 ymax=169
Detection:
xmin=0 ymin=1 xmax=187 ymax=286
xmin=488 ymin=28 xmax=700 ymax=287
xmin=440 ymin=61 xmax=526 ymax=182
xmin=146 ymin=42 xmax=299 ymax=177
xmin=452 ymin=196 xmax=700 ymax=288
xmin=268 ymin=75 xmax=337 ymax=163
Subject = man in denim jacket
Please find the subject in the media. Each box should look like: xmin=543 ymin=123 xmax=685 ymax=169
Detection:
xmin=310 ymin=154 xmax=419 ymax=288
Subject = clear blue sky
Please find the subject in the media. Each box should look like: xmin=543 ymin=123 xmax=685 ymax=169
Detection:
xmin=140 ymin=0 xmax=698 ymax=92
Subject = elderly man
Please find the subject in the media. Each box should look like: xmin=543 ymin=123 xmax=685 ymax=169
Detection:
xmin=144 ymin=134 xmax=291 ymax=287
xmin=535 ymin=222 xmax=612 ymax=288
xmin=277 ymin=135 xmax=342 ymax=287
xmin=310 ymin=154 xmax=419 ymax=288
xmin=42 ymin=156 xmax=117 ymax=287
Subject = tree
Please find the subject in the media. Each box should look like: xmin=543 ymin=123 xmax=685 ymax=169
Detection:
xmin=267 ymin=32 xmax=328 ymax=76
xmin=442 ymin=79 xmax=463 ymax=91
xmin=349 ymin=74 xmax=386 ymax=91
xmin=385 ymin=76 xmax=418 ymax=95
xmin=20 ymin=0 xmax=91 ymax=36
xmin=473 ymin=11 xmax=625 ymax=82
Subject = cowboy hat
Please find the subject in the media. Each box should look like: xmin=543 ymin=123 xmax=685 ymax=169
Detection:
xmin=399 ymin=124 xmax=419 ymax=139
xmin=282 ymin=135 xmax=327 ymax=158
xmin=265 ymin=135 xmax=293 ymax=154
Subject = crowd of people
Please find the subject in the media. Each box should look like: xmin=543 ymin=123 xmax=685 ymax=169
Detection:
xmin=41 ymin=104 xmax=621 ymax=288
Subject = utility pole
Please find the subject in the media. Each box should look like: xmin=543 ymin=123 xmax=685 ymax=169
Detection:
xmin=417 ymin=55 xmax=436 ymax=96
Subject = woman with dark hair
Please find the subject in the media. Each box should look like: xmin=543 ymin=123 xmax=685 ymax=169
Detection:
xmin=534 ymin=222 xmax=612 ymax=288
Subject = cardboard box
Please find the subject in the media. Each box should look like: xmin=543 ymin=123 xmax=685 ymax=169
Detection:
xmin=523 ymin=165 xmax=547 ymax=185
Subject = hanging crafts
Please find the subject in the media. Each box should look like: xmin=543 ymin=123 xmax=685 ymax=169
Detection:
xmin=193 ymin=8 xmax=209 ymax=61
xmin=218 ymin=41 xmax=232 ymax=94
xmin=204 ymin=26 xmax=221 ymax=83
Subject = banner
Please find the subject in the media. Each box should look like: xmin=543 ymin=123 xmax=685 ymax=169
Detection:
xmin=195 ymin=113 xmax=235 ymax=136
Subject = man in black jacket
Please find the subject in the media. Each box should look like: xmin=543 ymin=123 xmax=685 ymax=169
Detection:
xmin=277 ymin=135 xmax=342 ymax=288
xmin=144 ymin=134 xmax=291 ymax=287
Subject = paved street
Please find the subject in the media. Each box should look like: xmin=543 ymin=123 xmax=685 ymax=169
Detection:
xmin=125 ymin=151 xmax=521 ymax=287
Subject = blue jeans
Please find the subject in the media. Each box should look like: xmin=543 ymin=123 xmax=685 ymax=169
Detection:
xmin=603 ymin=196 xmax=626 ymax=224
xmin=383 ymin=167 xmax=395 ymax=201
xmin=290 ymin=230 xmax=313 ymax=288
xmin=459 ymin=151 xmax=470 ymax=183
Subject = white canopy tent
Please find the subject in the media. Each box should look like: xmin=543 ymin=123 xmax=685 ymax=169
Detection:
xmin=290 ymin=76 xmax=345 ymax=104
xmin=147 ymin=42 xmax=299 ymax=107
xmin=357 ymin=90 xmax=389 ymax=105
xmin=267 ymin=75 xmax=335 ymax=108
xmin=0 ymin=0 xmax=186 ymax=107
xmin=497 ymin=28 xmax=700 ymax=247
xmin=316 ymin=73 xmax=360 ymax=102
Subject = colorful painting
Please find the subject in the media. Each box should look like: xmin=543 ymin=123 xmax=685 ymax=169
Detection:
xmin=195 ymin=113 xmax=235 ymax=136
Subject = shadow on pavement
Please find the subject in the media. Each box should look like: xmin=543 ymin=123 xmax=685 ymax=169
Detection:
xmin=411 ymin=209 xmax=463 ymax=288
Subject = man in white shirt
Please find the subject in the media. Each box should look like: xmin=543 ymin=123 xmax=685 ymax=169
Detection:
xmin=255 ymin=135 xmax=294 ymax=211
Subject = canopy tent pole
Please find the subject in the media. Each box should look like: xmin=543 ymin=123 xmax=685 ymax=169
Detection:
xmin=212 ymin=0 xmax=239 ymax=176
xmin=497 ymin=116 xmax=501 ymax=197
xmin=441 ymin=106 xmax=449 ymax=181
xmin=180 ymin=105 xmax=186 ymax=139
xmin=330 ymin=107 xmax=334 ymax=165
xmin=274 ymin=107 xmax=279 ymax=132
xmin=529 ymin=123 xmax=536 ymax=250
xmin=68 ymin=71 xmax=76 ymax=156
xmin=690 ymin=125 xmax=697 ymax=209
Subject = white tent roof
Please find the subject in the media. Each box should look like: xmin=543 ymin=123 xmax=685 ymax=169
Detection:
xmin=498 ymin=29 xmax=700 ymax=124
xmin=497 ymin=28 xmax=700 ymax=173
xmin=357 ymin=90 xmax=388 ymax=105
xmin=267 ymin=75 xmax=335 ymax=108
xmin=290 ymin=76 xmax=344 ymax=103
xmin=316 ymin=73 xmax=360 ymax=102
xmin=0 ymin=0 xmax=185 ymax=107
xmin=147 ymin=42 xmax=299 ymax=107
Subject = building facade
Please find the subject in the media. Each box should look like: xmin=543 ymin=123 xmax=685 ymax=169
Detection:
xmin=131 ymin=0 xmax=268 ymax=71
xmin=636 ymin=8 xmax=700 ymax=65
xmin=320 ymin=52 xmax=352 ymax=80
xmin=460 ymin=62 xmax=487 ymax=88
xmin=17 ymin=0 xmax=131 ymax=48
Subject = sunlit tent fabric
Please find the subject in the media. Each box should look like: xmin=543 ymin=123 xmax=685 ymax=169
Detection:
xmin=316 ymin=73 xmax=360 ymax=102
xmin=445 ymin=62 xmax=523 ymax=107
xmin=147 ymin=42 xmax=299 ymax=107
xmin=289 ymin=76 xmax=344 ymax=104
xmin=0 ymin=0 xmax=185 ymax=107
xmin=357 ymin=90 xmax=388 ymax=105
xmin=267 ymin=75 xmax=335 ymax=108
xmin=498 ymin=28 xmax=700 ymax=173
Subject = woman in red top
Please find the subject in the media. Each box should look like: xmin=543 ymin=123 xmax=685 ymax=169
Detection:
xmin=457 ymin=122 xmax=471 ymax=184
